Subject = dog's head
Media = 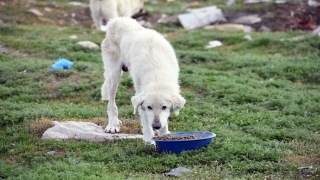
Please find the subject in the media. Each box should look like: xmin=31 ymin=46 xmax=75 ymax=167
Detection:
xmin=131 ymin=93 xmax=186 ymax=130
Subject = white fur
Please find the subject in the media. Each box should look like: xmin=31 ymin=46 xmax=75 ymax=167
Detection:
xmin=101 ymin=17 xmax=186 ymax=144
xmin=89 ymin=0 xmax=144 ymax=30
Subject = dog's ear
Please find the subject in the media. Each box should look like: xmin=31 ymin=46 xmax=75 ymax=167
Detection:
xmin=170 ymin=94 xmax=186 ymax=116
xmin=131 ymin=93 xmax=145 ymax=114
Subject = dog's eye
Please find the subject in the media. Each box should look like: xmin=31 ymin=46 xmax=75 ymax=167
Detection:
xmin=162 ymin=106 xmax=167 ymax=110
xmin=147 ymin=106 xmax=152 ymax=110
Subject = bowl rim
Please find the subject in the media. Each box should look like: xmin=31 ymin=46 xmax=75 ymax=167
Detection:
xmin=152 ymin=131 xmax=216 ymax=142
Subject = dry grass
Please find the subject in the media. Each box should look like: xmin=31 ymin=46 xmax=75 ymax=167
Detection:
xmin=284 ymin=150 xmax=320 ymax=167
xmin=28 ymin=117 xmax=55 ymax=137
xmin=120 ymin=119 xmax=142 ymax=134
xmin=284 ymin=140 xmax=320 ymax=166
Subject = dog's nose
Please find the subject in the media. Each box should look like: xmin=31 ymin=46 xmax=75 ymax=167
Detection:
xmin=152 ymin=123 xmax=161 ymax=130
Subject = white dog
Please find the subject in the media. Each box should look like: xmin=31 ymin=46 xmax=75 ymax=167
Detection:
xmin=89 ymin=0 xmax=144 ymax=30
xmin=101 ymin=17 xmax=186 ymax=143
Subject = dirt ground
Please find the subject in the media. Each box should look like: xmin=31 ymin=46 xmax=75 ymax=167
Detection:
xmin=223 ymin=1 xmax=320 ymax=32
xmin=0 ymin=0 xmax=319 ymax=32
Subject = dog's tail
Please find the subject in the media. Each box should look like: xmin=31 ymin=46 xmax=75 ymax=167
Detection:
xmin=107 ymin=17 xmax=143 ymax=43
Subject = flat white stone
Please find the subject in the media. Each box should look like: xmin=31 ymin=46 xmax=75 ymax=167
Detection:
xmin=77 ymin=41 xmax=99 ymax=49
xmin=41 ymin=121 xmax=143 ymax=142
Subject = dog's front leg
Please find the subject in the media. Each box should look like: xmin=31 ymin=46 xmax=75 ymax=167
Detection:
xmin=140 ymin=114 xmax=155 ymax=145
xmin=105 ymin=68 xmax=122 ymax=133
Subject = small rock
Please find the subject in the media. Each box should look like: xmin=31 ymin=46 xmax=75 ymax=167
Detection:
xmin=69 ymin=35 xmax=78 ymax=39
xmin=164 ymin=167 xmax=192 ymax=177
xmin=69 ymin=1 xmax=88 ymax=7
xmin=233 ymin=14 xmax=261 ymax=24
xmin=258 ymin=25 xmax=271 ymax=32
xmin=46 ymin=151 xmax=57 ymax=155
xmin=187 ymin=1 xmax=200 ymax=7
xmin=226 ymin=0 xmax=235 ymax=6
xmin=49 ymin=2 xmax=59 ymax=8
xmin=157 ymin=14 xmax=178 ymax=24
xmin=77 ymin=41 xmax=100 ymax=49
xmin=244 ymin=0 xmax=272 ymax=3
xmin=38 ymin=17 xmax=55 ymax=24
xmin=44 ymin=7 xmax=53 ymax=12
xmin=204 ymin=24 xmax=248 ymax=32
xmin=308 ymin=0 xmax=320 ymax=7
xmin=27 ymin=9 xmax=43 ymax=16
xmin=312 ymin=26 xmax=320 ymax=36
xmin=244 ymin=35 xmax=252 ymax=41
xmin=275 ymin=0 xmax=287 ymax=3
xmin=58 ymin=20 xmax=66 ymax=26
xmin=204 ymin=41 xmax=222 ymax=49
xmin=71 ymin=18 xmax=79 ymax=25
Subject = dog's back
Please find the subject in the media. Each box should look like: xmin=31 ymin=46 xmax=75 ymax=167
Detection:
xmin=102 ymin=17 xmax=180 ymax=94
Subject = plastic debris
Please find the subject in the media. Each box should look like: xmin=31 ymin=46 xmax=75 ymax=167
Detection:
xmin=178 ymin=6 xmax=226 ymax=30
xmin=204 ymin=40 xmax=222 ymax=49
xmin=49 ymin=58 xmax=73 ymax=70
xmin=163 ymin=167 xmax=192 ymax=177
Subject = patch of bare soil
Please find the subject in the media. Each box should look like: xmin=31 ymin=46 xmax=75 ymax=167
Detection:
xmin=224 ymin=1 xmax=320 ymax=31
xmin=77 ymin=1 xmax=320 ymax=32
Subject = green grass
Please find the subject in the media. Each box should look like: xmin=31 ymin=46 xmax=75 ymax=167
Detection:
xmin=1 ymin=0 xmax=320 ymax=179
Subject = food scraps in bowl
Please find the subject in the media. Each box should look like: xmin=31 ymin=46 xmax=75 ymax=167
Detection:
xmin=153 ymin=135 xmax=200 ymax=140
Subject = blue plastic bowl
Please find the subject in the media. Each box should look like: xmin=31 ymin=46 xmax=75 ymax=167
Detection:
xmin=152 ymin=132 xmax=216 ymax=154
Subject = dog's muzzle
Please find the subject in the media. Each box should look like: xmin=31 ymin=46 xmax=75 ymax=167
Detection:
xmin=152 ymin=115 xmax=161 ymax=130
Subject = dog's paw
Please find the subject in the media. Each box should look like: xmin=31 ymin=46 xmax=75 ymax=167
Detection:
xmin=144 ymin=140 xmax=156 ymax=146
xmin=105 ymin=119 xmax=122 ymax=133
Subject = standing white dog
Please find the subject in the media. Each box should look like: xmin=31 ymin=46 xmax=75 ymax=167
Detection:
xmin=101 ymin=17 xmax=186 ymax=143
xmin=89 ymin=0 xmax=144 ymax=30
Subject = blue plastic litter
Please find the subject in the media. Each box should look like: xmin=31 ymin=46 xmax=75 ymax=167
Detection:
xmin=49 ymin=58 xmax=73 ymax=70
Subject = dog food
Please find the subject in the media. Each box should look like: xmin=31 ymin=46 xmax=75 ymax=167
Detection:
xmin=154 ymin=135 xmax=201 ymax=140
